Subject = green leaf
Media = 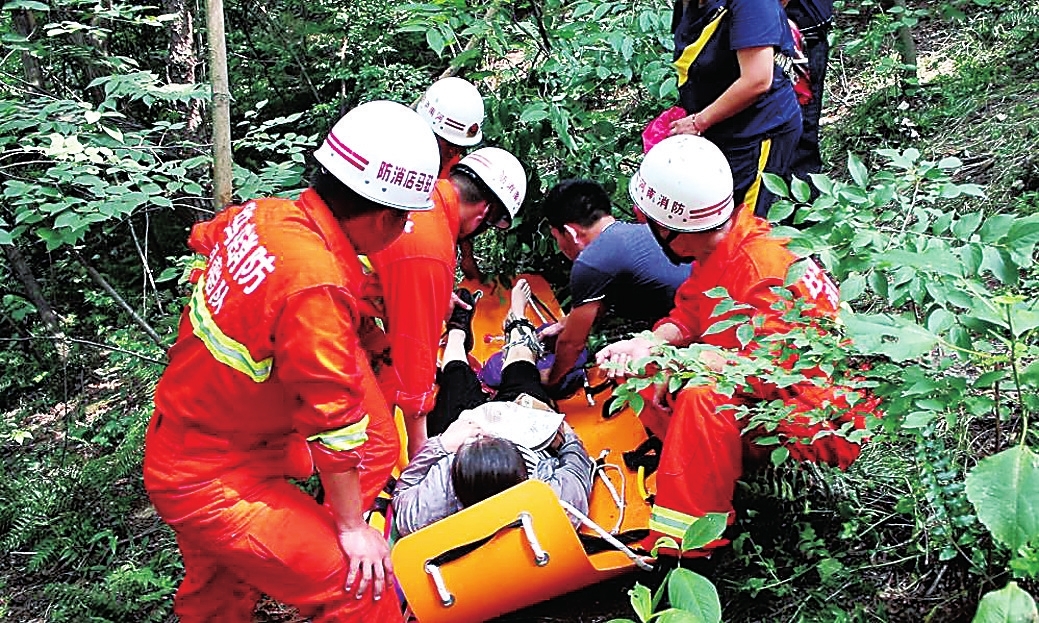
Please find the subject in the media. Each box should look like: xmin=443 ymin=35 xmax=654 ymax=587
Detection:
xmin=629 ymin=583 xmax=654 ymax=622
xmin=681 ymin=513 xmax=728 ymax=551
xmin=0 ymin=228 xmax=12 ymax=245
xmin=768 ymin=200 xmax=796 ymax=224
xmin=667 ymin=568 xmax=722 ymax=623
xmin=790 ymin=176 xmax=811 ymax=202
xmin=817 ymin=557 xmax=844 ymax=582
xmin=518 ymin=103 xmax=550 ymax=133
xmin=847 ymin=153 xmax=869 ymax=187
xmin=981 ymin=247 xmax=1018 ymax=285
xmin=426 ymin=28 xmax=445 ymax=55
xmin=735 ymin=322 xmax=754 ymax=348
xmin=952 ymin=212 xmax=983 ymax=239
xmin=965 ymin=446 xmax=1039 ymax=552
xmin=4 ymin=0 xmax=50 ymax=9
xmin=979 ymin=214 xmax=1017 ymax=243
xmin=843 ymin=312 xmax=939 ymax=362
xmin=840 ymin=273 xmax=866 ymax=302
xmin=762 ymin=173 xmax=789 ymax=198
xmin=974 ymin=370 xmax=1008 ymax=388
xmin=770 ymin=446 xmax=790 ymax=467
xmin=971 ymin=582 xmax=1039 ymax=623
xmin=927 ymin=308 xmax=955 ymax=333
xmin=902 ymin=411 xmax=936 ymax=429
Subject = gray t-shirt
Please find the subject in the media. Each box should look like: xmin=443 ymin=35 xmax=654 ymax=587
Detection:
xmin=570 ymin=221 xmax=691 ymax=323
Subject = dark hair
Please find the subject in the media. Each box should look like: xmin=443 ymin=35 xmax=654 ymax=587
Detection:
xmin=543 ymin=179 xmax=612 ymax=229
xmin=450 ymin=165 xmax=500 ymax=207
xmin=311 ymin=167 xmax=401 ymax=220
xmin=451 ymin=436 xmax=528 ymax=507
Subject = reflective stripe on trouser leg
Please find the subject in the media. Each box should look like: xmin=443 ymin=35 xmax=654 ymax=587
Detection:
xmin=742 ymin=138 xmax=772 ymax=218
xmin=647 ymin=385 xmax=743 ymax=550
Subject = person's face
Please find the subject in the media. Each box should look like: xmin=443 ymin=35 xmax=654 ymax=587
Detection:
xmin=358 ymin=209 xmax=410 ymax=255
xmin=459 ymin=198 xmax=511 ymax=240
xmin=550 ymin=226 xmax=581 ymax=261
xmin=646 ymin=218 xmax=726 ymax=264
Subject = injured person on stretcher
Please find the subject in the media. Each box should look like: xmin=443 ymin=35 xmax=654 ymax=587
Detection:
xmin=393 ymin=279 xmax=594 ymax=537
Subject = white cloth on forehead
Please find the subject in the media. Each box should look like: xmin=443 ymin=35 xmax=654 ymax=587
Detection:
xmin=459 ymin=401 xmax=565 ymax=452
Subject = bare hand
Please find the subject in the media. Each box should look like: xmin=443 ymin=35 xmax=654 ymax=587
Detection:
xmin=669 ymin=114 xmax=702 ymax=136
xmin=440 ymin=417 xmax=484 ymax=453
xmin=338 ymin=524 xmax=393 ymax=601
xmin=538 ymin=321 xmax=564 ymax=338
xmin=449 ymin=291 xmax=473 ymax=312
xmin=596 ymin=337 xmax=656 ymax=379
xmin=700 ymin=349 xmax=728 ymax=372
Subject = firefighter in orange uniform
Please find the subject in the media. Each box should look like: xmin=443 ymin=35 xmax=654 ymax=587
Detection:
xmin=366 ymin=146 xmax=527 ymax=458
xmin=143 ymin=100 xmax=441 ymax=622
xmin=417 ymin=76 xmax=488 ymax=279
xmin=598 ymin=135 xmax=876 ymax=552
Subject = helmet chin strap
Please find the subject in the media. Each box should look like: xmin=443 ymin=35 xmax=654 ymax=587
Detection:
xmin=648 ymin=220 xmax=696 ymax=265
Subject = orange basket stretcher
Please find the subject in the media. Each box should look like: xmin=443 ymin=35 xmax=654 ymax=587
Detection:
xmin=390 ymin=275 xmax=657 ymax=623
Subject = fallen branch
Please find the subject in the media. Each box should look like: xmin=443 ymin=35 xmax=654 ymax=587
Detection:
xmin=72 ymin=250 xmax=165 ymax=348
xmin=0 ymin=335 xmax=167 ymax=366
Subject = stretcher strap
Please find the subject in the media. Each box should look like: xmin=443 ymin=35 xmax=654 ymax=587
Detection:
xmin=423 ymin=512 xmax=549 ymax=607
xmin=558 ymin=499 xmax=655 ymax=572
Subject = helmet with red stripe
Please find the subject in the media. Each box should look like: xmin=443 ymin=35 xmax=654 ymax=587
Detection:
xmin=314 ymin=100 xmax=441 ymax=211
xmin=628 ymin=135 xmax=734 ymax=232
xmin=417 ymin=77 xmax=485 ymax=147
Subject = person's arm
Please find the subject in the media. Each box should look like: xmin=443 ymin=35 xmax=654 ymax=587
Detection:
xmin=392 ymin=419 xmax=483 ymax=536
xmin=322 ymin=469 xmax=393 ymax=601
xmin=671 ymin=45 xmax=777 ymax=135
xmin=542 ymin=424 xmax=594 ymax=523
xmin=545 ymin=301 xmax=601 ymax=387
xmin=391 ymin=439 xmax=460 ymax=537
xmin=274 ymin=287 xmax=393 ymax=599
xmin=379 ymin=257 xmax=455 ymax=420
xmin=595 ymin=321 xmax=685 ymax=378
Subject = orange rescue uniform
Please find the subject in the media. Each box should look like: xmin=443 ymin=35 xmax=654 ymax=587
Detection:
xmin=143 ymin=189 xmax=401 ymax=622
xmin=644 ymin=207 xmax=876 ymax=550
xmin=365 ymin=179 xmax=462 ymax=420
xmin=438 ymin=151 xmax=462 ymax=180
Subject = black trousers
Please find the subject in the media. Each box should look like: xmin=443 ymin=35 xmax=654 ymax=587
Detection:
xmin=426 ymin=360 xmax=553 ymax=437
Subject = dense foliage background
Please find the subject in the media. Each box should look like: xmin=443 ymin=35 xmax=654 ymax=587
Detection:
xmin=1 ymin=0 xmax=1037 ymax=620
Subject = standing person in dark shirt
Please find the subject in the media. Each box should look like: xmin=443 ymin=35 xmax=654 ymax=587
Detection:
xmin=783 ymin=0 xmax=834 ymax=181
xmin=541 ymin=179 xmax=691 ymax=390
xmin=668 ymin=0 xmax=802 ymax=218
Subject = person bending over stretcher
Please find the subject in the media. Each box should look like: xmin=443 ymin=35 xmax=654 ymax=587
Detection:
xmin=392 ymin=280 xmax=594 ymax=537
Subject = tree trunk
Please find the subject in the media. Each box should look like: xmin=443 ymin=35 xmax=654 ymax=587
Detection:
xmin=207 ymin=0 xmax=233 ymax=211
xmin=164 ymin=0 xmax=204 ymax=136
xmin=2 ymin=242 xmax=68 ymax=361
xmin=10 ymin=9 xmax=44 ymax=89
xmin=892 ymin=0 xmax=918 ymax=85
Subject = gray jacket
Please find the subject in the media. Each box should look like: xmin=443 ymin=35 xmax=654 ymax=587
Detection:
xmin=392 ymin=426 xmax=594 ymax=537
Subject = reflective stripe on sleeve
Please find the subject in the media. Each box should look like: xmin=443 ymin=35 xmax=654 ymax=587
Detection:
xmin=674 ymin=8 xmax=728 ymax=87
xmin=648 ymin=505 xmax=702 ymax=541
xmin=188 ymin=275 xmax=273 ymax=382
xmin=307 ymin=414 xmax=370 ymax=452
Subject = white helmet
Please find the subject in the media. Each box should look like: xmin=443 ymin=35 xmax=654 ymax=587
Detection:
xmin=629 ymin=135 xmax=734 ymax=232
xmin=417 ymin=77 xmax=485 ymax=147
xmin=454 ymin=147 xmax=527 ymax=221
xmin=315 ymin=100 xmax=440 ymax=211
